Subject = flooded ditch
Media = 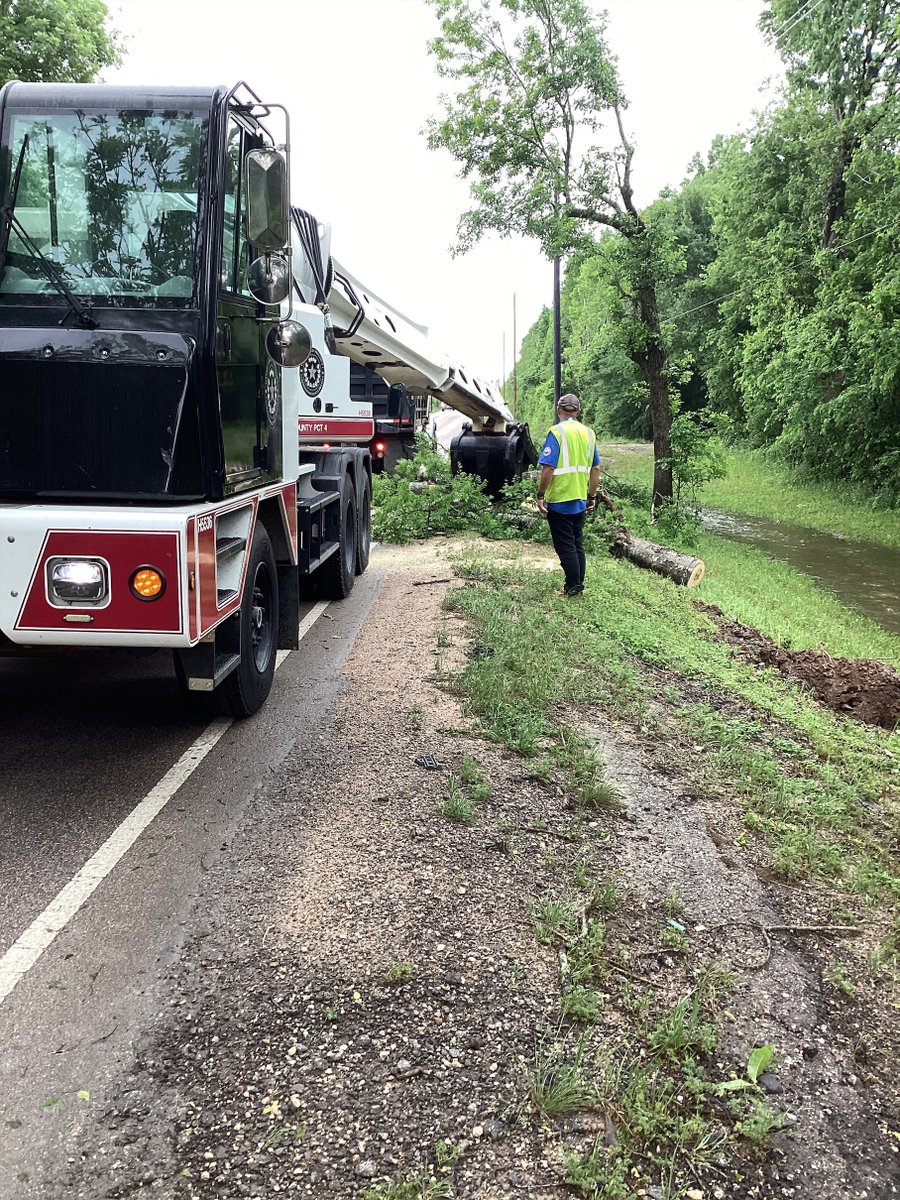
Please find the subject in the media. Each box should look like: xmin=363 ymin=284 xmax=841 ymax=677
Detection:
xmin=702 ymin=508 xmax=900 ymax=636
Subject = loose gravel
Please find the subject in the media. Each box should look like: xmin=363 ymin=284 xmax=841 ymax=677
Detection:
xmin=52 ymin=543 xmax=899 ymax=1200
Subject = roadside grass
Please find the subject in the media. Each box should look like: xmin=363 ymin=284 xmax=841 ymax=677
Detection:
xmin=528 ymin=883 xmax=779 ymax=1195
xmin=600 ymin=442 xmax=900 ymax=665
xmin=362 ymin=1142 xmax=459 ymax=1199
xmin=384 ymin=960 xmax=415 ymax=985
xmin=695 ymin=533 xmax=900 ymax=667
xmin=444 ymin=554 xmax=899 ymax=904
xmin=438 ymin=759 xmax=493 ymax=824
xmin=600 ymin=443 xmax=900 ymax=549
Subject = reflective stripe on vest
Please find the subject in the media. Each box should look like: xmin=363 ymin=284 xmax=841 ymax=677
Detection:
xmin=545 ymin=420 xmax=596 ymax=504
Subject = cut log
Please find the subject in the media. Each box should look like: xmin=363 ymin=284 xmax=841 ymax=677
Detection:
xmin=612 ymin=536 xmax=705 ymax=588
xmin=596 ymin=489 xmax=705 ymax=588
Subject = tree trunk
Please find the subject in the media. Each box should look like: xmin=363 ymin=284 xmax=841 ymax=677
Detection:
xmin=631 ymin=282 xmax=673 ymax=511
xmin=613 ymin=536 xmax=705 ymax=588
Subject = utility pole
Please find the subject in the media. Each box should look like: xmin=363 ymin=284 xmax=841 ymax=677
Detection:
xmin=501 ymin=330 xmax=506 ymax=402
xmin=552 ymin=256 xmax=561 ymax=408
xmin=512 ymin=292 xmax=518 ymax=418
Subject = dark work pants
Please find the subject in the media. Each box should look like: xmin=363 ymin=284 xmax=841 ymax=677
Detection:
xmin=546 ymin=509 xmax=586 ymax=594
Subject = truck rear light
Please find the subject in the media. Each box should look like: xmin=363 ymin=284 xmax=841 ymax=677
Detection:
xmin=130 ymin=566 xmax=166 ymax=600
xmin=375 ymin=441 xmax=386 ymax=455
xmin=47 ymin=558 xmax=109 ymax=606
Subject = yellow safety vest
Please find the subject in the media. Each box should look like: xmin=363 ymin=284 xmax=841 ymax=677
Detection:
xmin=545 ymin=419 xmax=596 ymax=504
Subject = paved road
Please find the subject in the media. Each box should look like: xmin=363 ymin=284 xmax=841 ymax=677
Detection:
xmin=0 ymin=569 xmax=383 ymax=1197
xmin=432 ymin=408 xmax=469 ymax=452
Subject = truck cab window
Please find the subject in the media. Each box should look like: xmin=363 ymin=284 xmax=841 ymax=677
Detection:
xmin=221 ymin=119 xmax=246 ymax=294
xmin=0 ymin=109 xmax=204 ymax=305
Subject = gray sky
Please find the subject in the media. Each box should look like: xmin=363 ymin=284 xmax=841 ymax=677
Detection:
xmin=107 ymin=0 xmax=783 ymax=384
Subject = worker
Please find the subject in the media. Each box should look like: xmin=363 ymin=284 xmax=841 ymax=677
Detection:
xmin=535 ymin=394 xmax=601 ymax=597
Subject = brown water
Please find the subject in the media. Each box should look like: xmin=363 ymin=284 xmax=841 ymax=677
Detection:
xmin=702 ymin=509 xmax=900 ymax=636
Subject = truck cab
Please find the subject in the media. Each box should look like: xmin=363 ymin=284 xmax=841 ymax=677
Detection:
xmin=0 ymin=82 xmax=371 ymax=716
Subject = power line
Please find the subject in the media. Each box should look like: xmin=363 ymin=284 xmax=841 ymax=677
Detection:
xmin=667 ymin=220 xmax=899 ymax=324
xmin=776 ymin=0 xmax=828 ymax=42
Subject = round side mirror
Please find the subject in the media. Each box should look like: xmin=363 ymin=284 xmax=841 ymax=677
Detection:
xmin=266 ymin=320 xmax=312 ymax=368
xmin=248 ymin=254 xmax=290 ymax=305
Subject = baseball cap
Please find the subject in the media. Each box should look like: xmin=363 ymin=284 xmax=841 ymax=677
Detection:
xmin=558 ymin=394 xmax=581 ymax=413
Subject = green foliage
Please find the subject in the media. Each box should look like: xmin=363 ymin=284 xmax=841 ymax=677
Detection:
xmin=372 ymin=438 xmax=490 ymax=542
xmin=426 ymin=0 xmax=624 ymax=258
xmin=509 ymin=0 xmax=900 ymax=497
xmin=0 ymin=0 xmax=121 ymax=84
xmin=716 ymin=1044 xmax=776 ymax=1094
xmin=384 ymin=960 xmax=415 ymax=984
xmin=426 ymin=0 xmax=677 ymax=503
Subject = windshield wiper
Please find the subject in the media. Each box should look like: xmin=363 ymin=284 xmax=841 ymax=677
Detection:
xmin=0 ymin=135 xmax=98 ymax=330
xmin=2 ymin=211 xmax=98 ymax=329
xmin=0 ymin=135 xmax=27 ymax=272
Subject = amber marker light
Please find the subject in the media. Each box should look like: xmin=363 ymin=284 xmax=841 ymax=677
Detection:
xmin=130 ymin=566 xmax=166 ymax=600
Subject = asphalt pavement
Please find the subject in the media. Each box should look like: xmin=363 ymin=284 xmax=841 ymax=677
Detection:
xmin=0 ymin=567 xmax=383 ymax=1198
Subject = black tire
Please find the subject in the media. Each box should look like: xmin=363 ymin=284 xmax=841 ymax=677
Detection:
xmin=356 ymin=474 xmax=371 ymax=575
xmin=218 ymin=523 xmax=279 ymax=718
xmin=317 ymin=473 xmax=357 ymax=599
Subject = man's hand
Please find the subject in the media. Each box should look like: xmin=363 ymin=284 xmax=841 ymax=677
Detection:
xmin=586 ymin=494 xmax=598 ymax=512
xmin=536 ymin=496 xmax=548 ymax=515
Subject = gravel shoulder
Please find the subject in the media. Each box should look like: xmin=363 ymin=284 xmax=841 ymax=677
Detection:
xmin=56 ymin=541 xmax=898 ymax=1200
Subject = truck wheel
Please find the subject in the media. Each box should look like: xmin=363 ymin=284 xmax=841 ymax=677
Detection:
xmin=218 ymin=523 xmax=279 ymax=718
xmin=356 ymin=475 xmax=371 ymax=575
xmin=318 ymin=472 xmax=356 ymax=598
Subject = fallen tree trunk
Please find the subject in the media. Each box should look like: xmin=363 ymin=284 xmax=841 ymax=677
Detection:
xmin=613 ymin=536 xmax=705 ymax=587
xmin=597 ymin=489 xmax=705 ymax=588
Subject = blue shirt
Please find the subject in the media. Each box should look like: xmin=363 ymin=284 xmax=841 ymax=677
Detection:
xmin=539 ymin=420 xmax=601 ymax=513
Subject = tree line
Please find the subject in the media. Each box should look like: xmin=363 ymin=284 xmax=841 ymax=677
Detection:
xmin=427 ymin=0 xmax=899 ymax=504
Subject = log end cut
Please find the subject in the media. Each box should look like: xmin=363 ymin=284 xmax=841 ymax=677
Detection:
xmin=686 ymin=559 xmax=706 ymax=588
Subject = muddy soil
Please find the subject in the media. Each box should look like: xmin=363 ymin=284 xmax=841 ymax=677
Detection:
xmin=55 ymin=544 xmax=898 ymax=1200
xmin=697 ymin=601 xmax=900 ymax=730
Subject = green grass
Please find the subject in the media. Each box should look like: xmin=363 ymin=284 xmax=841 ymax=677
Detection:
xmin=445 ymin=553 xmax=899 ymax=901
xmin=599 ymin=441 xmax=900 ymax=666
xmin=384 ymin=960 xmax=415 ymax=984
xmin=600 ymin=443 xmax=900 ymax=549
xmin=696 ymin=532 xmax=900 ymax=667
xmin=530 ymin=1040 xmax=595 ymax=1117
xmin=363 ymin=1142 xmax=460 ymax=1199
xmin=539 ymin=905 xmax=775 ymax=1196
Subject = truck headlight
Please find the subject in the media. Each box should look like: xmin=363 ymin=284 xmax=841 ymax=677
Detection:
xmin=48 ymin=558 xmax=108 ymax=606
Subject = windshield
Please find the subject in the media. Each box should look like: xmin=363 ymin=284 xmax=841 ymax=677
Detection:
xmin=0 ymin=109 xmax=206 ymax=307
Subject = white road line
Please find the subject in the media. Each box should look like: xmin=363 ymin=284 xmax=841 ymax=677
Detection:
xmin=0 ymin=600 xmax=331 ymax=1009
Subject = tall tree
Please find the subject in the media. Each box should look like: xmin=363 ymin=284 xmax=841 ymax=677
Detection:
xmin=761 ymin=0 xmax=899 ymax=249
xmin=0 ymin=0 xmax=120 ymax=85
xmin=426 ymin=0 xmax=677 ymax=508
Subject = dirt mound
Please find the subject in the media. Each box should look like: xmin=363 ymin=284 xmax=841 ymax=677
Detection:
xmin=697 ymin=602 xmax=900 ymax=730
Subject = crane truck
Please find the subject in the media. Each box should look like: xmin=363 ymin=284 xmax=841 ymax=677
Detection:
xmin=0 ymin=81 xmax=535 ymax=717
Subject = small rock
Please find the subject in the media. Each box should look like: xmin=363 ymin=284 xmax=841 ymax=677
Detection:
xmin=394 ymin=1059 xmax=411 ymax=1074
xmin=801 ymin=1043 xmax=818 ymax=1060
xmin=758 ymin=1072 xmax=782 ymax=1095
xmin=481 ymin=1119 xmax=505 ymax=1141
xmin=355 ymin=1161 xmax=377 ymax=1179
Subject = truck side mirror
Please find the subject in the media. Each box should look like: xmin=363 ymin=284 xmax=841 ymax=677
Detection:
xmin=265 ymin=320 xmax=311 ymax=368
xmin=244 ymin=149 xmax=288 ymax=252
xmin=248 ymin=253 xmax=290 ymax=305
